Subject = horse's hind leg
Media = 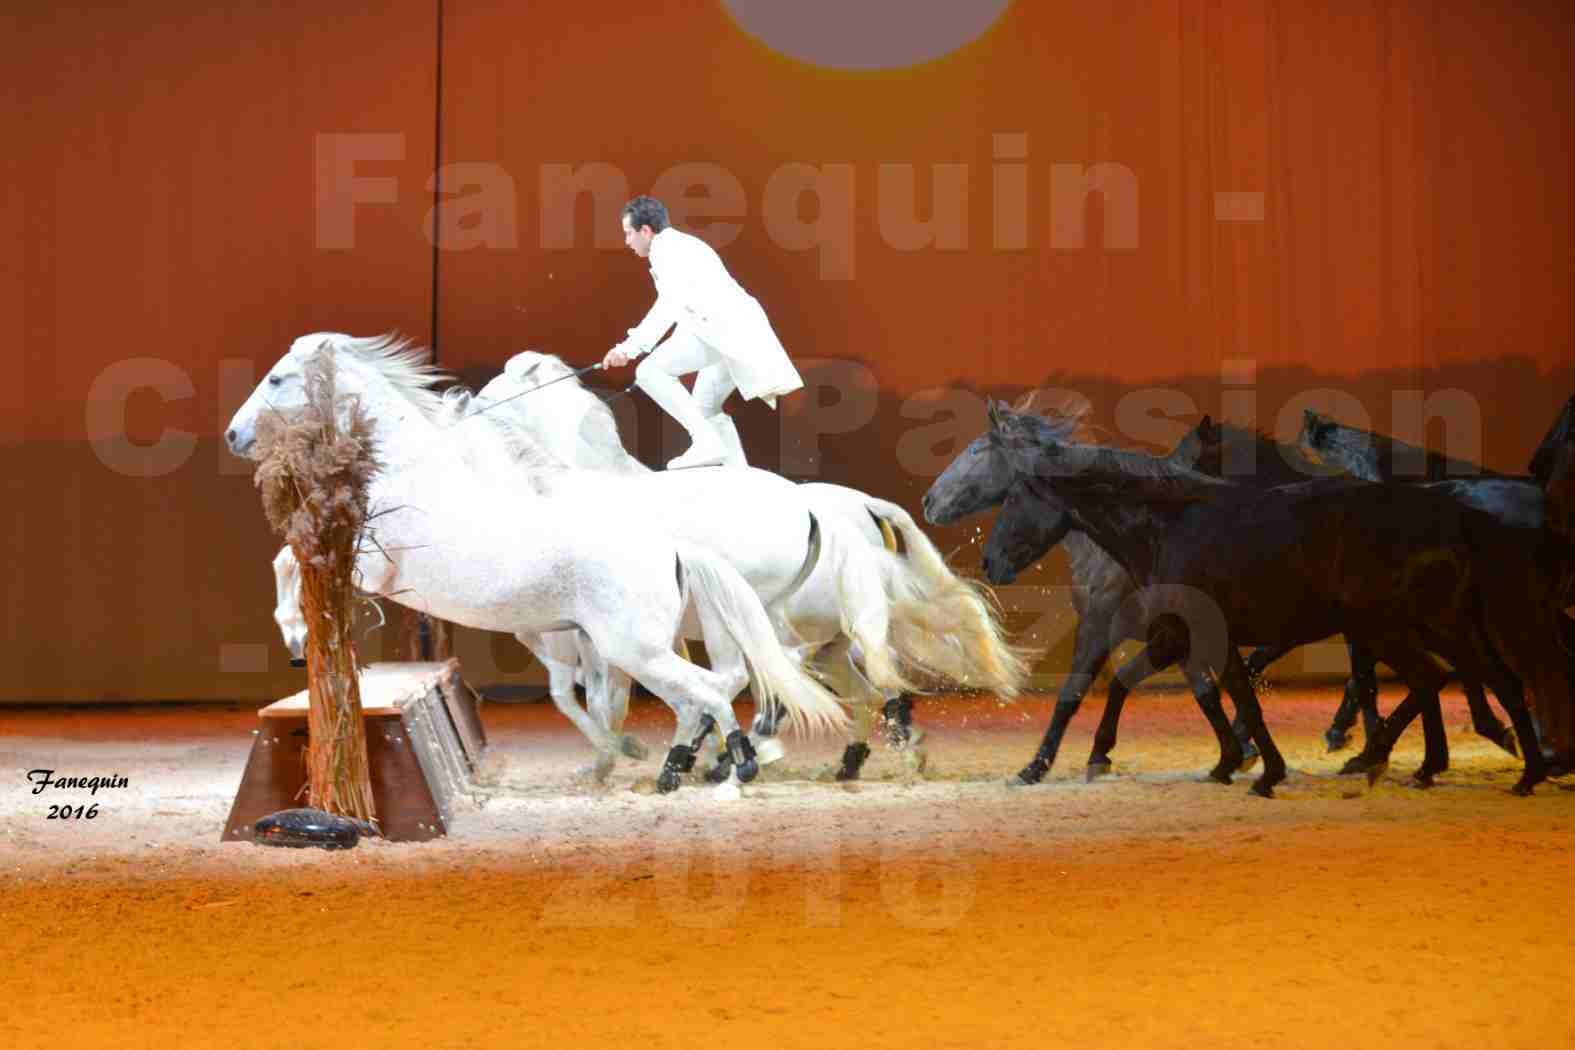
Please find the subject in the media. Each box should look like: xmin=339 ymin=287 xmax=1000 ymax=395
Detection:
xmin=1235 ymin=643 xmax=1296 ymax=763
xmin=1219 ymin=649 xmax=1285 ymax=797
xmin=1463 ymin=680 xmax=1518 ymax=757
xmin=1338 ymin=641 xmax=1449 ymax=786
xmin=1321 ymin=642 xmax=1380 ymax=753
xmin=1185 ymin=664 xmax=1245 ymax=785
xmin=804 ymin=637 xmax=883 ymax=782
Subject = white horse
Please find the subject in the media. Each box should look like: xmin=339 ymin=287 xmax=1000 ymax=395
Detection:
xmin=227 ymin=333 xmax=852 ymax=792
xmin=269 ymin=343 xmax=1030 ymax=782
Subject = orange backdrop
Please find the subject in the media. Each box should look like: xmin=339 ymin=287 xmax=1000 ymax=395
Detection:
xmin=4 ymin=0 xmax=1572 ymax=699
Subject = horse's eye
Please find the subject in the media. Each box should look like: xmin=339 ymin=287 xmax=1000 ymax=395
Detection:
xmin=268 ymin=374 xmax=282 ymax=386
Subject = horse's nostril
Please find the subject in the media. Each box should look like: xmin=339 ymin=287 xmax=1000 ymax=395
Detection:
xmin=225 ymin=428 xmax=237 ymax=445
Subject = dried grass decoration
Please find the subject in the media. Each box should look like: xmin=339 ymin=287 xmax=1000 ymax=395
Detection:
xmin=253 ymin=354 xmax=381 ymax=828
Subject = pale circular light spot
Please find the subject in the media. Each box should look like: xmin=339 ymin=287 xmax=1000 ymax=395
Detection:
xmin=721 ymin=0 xmax=1013 ymax=71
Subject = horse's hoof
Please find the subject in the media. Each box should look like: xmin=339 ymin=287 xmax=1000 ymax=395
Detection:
xmin=702 ymin=757 xmax=733 ymax=784
xmin=1511 ymin=780 xmax=1537 ymax=797
xmin=1410 ymin=771 xmax=1435 ymax=789
xmin=1340 ymin=752 xmax=1378 ymax=775
xmin=1084 ymin=761 xmax=1112 ymax=782
xmin=619 ymin=735 xmax=649 ymax=760
xmin=1249 ymin=780 xmax=1276 ymax=799
xmin=1206 ymin=767 xmax=1234 ymax=785
xmin=754 ymin=738 xmax=786 ymax=766
xmin=735 ymin=758 xmax=760 ymax=784
xmin=1324 ymin=730 xmax=1350 ymax=753
xmin=1016 ymin=761 xmax=1048 ymax=786
xmin=656 ymin=770 xmax=683 ymax=794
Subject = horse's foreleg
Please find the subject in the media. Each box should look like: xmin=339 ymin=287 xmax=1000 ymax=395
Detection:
xmin=271 ymin=546 xmax=308 ymax=665
xmin=1219 ymin=648 xmax=1285 ymax=797
xmin=580 ymin=634 xmax=646 ymax=761
xmin=1008 ymin=616 xmax=1109 ymax=786
xmin=618 ymin=647 xmax=748 ymax=793
xmin=519 ymin=631 xmax=621 ymax=782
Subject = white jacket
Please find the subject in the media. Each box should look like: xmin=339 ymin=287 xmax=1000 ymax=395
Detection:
xmin=613 ymin=228 xmax=804 ymax=404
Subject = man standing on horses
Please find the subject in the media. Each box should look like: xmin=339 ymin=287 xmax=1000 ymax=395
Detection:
xmin=601 ymin=196 xmax=803 ymax=470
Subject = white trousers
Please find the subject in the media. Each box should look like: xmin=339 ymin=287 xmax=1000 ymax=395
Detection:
xmin=635 ymin=332 xmax=739 ymax=454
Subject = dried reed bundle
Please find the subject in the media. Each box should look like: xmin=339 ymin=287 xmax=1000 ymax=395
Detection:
xmin=254 ymin=355 xmax=380 ymax=826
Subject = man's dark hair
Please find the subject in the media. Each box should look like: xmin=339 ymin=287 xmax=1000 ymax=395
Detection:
xmin=621 ymin=196 xmax=670 ymax=234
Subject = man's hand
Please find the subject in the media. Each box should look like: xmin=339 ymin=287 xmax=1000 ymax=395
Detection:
xmin=602 ymin=348 xmax=631 ymax=369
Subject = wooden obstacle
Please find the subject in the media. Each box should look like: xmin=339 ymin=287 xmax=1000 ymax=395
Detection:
xmin=223 ymin=660 xmax=487 ymax=843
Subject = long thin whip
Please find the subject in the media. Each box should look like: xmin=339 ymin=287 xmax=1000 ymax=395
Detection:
xmin=457 ymin=361 xmax=638 ymax=425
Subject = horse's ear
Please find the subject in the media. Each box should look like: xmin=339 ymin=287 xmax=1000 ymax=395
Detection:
xmin=987 ymin=399 xmax=1007 ymax=429
xmin=505 ymin=353 xmax=541 ymax=382
xmin=1198 ymin=414 xmax=1217 ymax=438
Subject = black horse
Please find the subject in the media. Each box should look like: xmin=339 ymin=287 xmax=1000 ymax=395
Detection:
xmin=931 ymin=413 xmax=1495 ymax=784
xmin=1302 ymin=407 xmax=1575 ymax=745
xmin=926 ymin=402 xmax=1562 ymax=796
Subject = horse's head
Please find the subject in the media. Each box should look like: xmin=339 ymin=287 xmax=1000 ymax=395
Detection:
xmin=1529 ymin=395 xmax=1575 ymax=484
xmin=980 ymin=481 xmax=1076 ymax=585
xmin=226 ymin=332 xmax=431 ymax=458
xmin=1298 ymin=409 xmax=1380 ymax=480
xmin=501 ymin=350 xmax=576 ymax=390
xmin=1169 ymin=415 xmax=1217 ymax=471
xmin=1530 ymin=395 xmax=1575 ymax=538
xmin=923 ymin=400 xmax=1029 ymax=525
xmin=225 ymin=333 xmax=348 ymax=457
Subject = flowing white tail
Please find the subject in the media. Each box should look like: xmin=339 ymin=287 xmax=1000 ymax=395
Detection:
xmin=865 ymin=498 xmax=1034 ymax=697
xmin=676 ymin=540 xmax=851 ymax=737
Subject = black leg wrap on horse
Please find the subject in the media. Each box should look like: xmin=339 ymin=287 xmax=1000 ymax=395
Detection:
xmin=690 ymin=714 xmax=717 ymax=748
xmin=658 ymin=744 xmax=697 ymax=793
xmin=882 ymin=696 xmax=914 ymax=745
xmin=725 ymin=730 xmax=759 ymax=783
xmin=751 ymin=702 xmax=782 ymax=738
xmin=836 ymin=742 xmax=872 ymax=781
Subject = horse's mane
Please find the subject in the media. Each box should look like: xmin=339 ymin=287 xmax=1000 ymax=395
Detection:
xmin=998 ymin=403 xmax=1222 ymax=499
xmin=1007 ymin=393 xmax=1096 ymax=444
xmin=1305 ymin=410 xmax=1505 ymax=481
xmin=325 ymin=334 xmax=455 ymax=422
xmin=1191 ymin=419 xmax=1329 ymax=483
xmin=330 ymin=333 xmax=570 ymax=473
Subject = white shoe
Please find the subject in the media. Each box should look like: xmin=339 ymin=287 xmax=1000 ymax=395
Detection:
xmin=667 ymin=436 xmax=727 ymax=470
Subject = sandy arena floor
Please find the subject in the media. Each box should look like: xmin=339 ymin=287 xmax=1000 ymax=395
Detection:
xmin=2 ymin=686 xmax=1572 ymax=1050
